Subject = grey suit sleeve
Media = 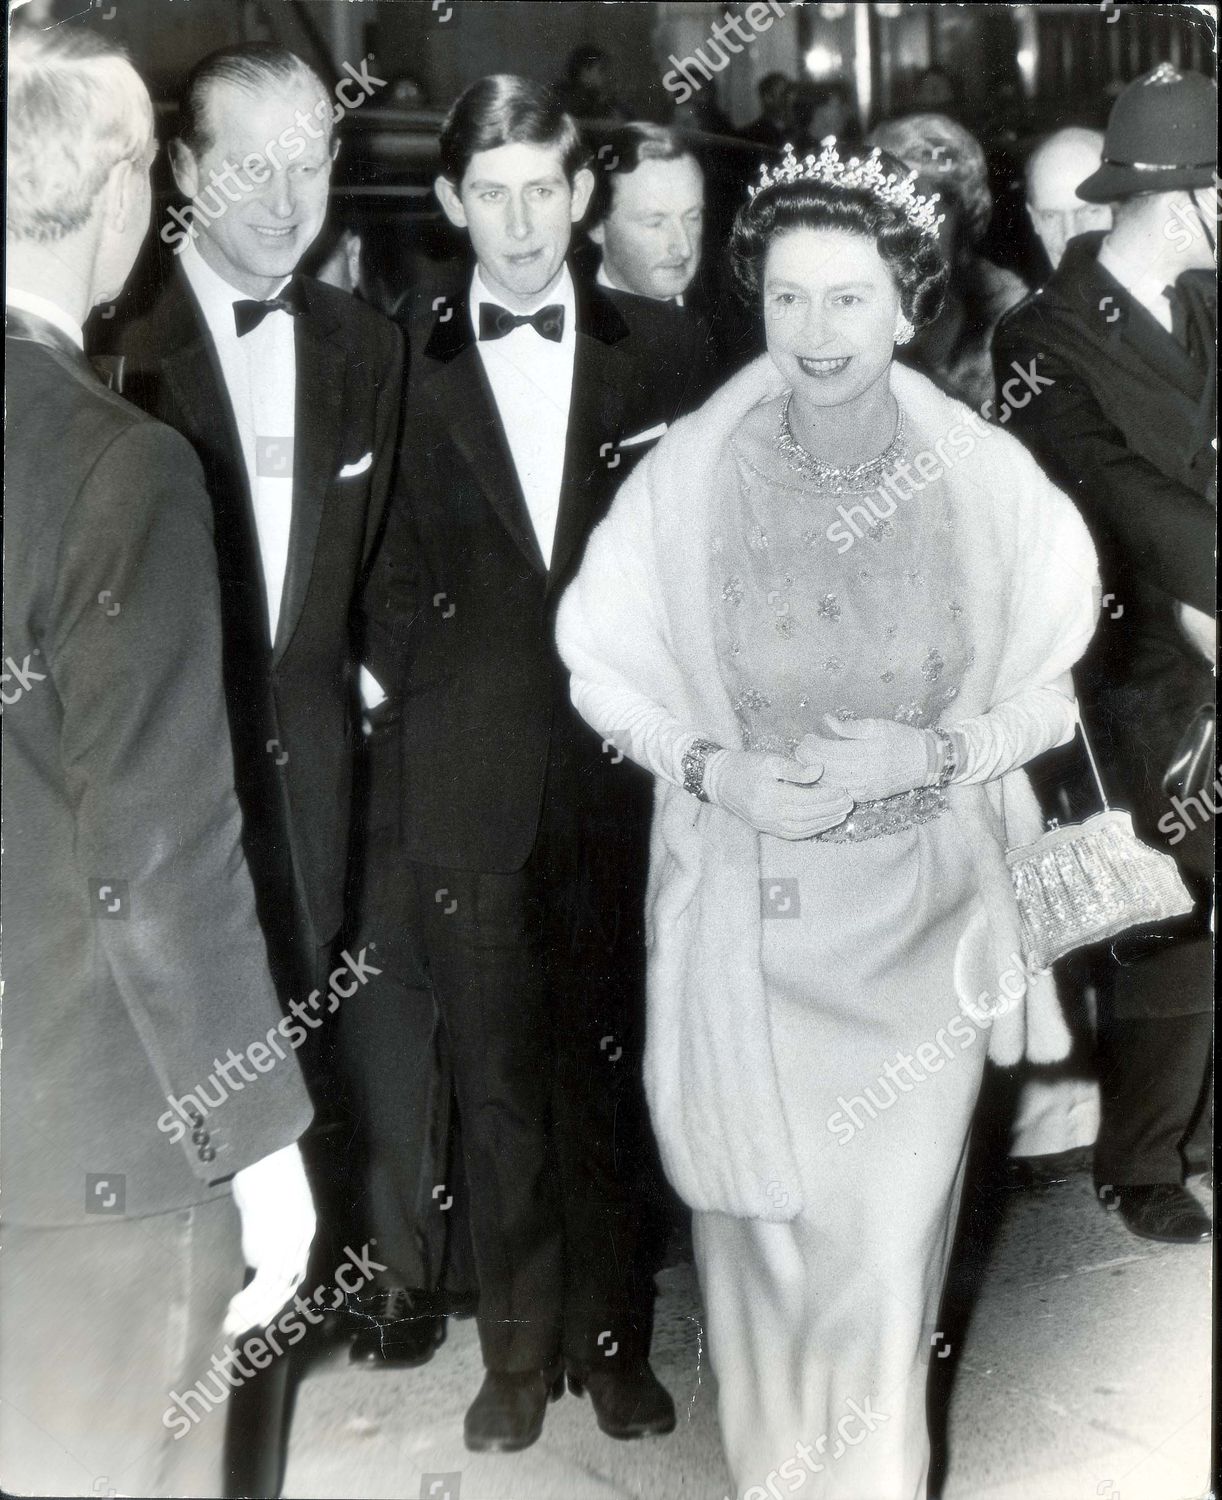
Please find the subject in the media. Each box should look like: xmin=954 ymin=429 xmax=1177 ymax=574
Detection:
xmin=49 ymin=420 xmax=313 ymax=1183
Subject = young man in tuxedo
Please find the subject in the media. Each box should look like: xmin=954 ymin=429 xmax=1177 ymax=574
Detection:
xmin=109 ymin=44 xmax=404 ymax=1108
xmin=584 ymin=121 xmax=717 ymax=419
xmin=995 ymin=64 xmax=1215 ymax=1247
xmin=359 ymin=74 xmax=677 ymax=1453
xmin=3 ymin=29 xmax=314 ymax=1495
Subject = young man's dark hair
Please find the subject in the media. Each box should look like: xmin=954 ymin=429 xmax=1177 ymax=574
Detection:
xmin=438 ymin=73 xmax=587 ymax=187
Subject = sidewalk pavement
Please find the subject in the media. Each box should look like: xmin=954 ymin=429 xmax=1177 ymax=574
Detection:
xmin=281 ymin=1168 xmax=1211 ymax=1500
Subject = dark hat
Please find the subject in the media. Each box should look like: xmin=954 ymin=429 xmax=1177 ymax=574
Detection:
xmin=1077 ymin=63 xmax=1217 ymax=202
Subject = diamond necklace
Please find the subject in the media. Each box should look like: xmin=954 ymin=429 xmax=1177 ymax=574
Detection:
xmin=776 ymin=391 xmax=906 ymax=492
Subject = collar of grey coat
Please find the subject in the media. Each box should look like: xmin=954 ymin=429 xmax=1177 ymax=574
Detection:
xmin=6 ymin=305 xmax=97 ymax=379
xmin=1051 ymin=230 xmax=1213 ymax=402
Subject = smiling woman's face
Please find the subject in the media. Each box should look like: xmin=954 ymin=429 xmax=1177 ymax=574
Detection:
xmin=762 ymin=226 xmax=901 ymax=408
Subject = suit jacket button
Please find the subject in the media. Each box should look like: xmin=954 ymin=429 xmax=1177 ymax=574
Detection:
xmin=191 ymin=1127 xmax=209 ymax=1145
xmin=198 ymin=1145 xmax=217 ymax=1163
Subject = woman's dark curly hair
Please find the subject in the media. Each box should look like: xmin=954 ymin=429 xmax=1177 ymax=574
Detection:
xmin=729 ymin=151 xmax=948 ymax=329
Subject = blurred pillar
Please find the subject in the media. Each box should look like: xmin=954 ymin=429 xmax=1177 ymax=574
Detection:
xmin=321 ymin=0 xmax=363 ymax=74
xmin=653 ymin=1 xmax=804 ymax=129
xmin=853 ymin=2 xmax=873 ymax=129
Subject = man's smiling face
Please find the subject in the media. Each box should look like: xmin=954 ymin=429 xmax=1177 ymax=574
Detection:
xmin=175 ymin=76 xmax=334 ymax=298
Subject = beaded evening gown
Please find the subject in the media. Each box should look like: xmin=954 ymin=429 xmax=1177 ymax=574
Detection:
xmin=692 ymin=392 xmax=993 ymax=1500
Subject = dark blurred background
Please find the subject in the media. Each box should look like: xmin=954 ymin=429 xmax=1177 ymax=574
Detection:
xmin=27 ymin=0 xmax=1212 ymax=361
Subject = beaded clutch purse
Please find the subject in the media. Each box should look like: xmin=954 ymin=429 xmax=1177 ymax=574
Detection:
xmin=1005 ymin=720 xmax=1194 ymax=971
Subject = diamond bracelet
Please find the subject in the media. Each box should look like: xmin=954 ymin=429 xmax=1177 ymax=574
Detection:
xmin=930 ymin=727 xmax=959 ymax=789
xmin=682 ymin=738 xmax=723 ymax=802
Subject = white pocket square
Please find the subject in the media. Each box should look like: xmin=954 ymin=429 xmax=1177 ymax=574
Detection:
xmin=619 ymin=422 xmax=668 ymax=449
xmin=338 ymin=451 xmax=373 ymax=478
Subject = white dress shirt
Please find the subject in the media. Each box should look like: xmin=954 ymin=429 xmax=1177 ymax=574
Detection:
xmin=180 ymin=239 xmax=297 ymax=640
xmin=5 ymin=286 xmax=85 ymax=349
xmin=596 ymin=259 xmax=684 ymax=308
xmin=470 ymin=263 xmax=577 ymax=569
xmin=1097 ymin=240 xmax=1176 ymax=335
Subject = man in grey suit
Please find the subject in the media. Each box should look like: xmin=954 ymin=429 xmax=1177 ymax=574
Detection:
xmin=2 ymin=28 xmax=315 ymax=1495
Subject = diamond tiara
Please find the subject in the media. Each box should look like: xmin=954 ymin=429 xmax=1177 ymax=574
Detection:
xmin=749 ymin=138 xmax=945 ymax=240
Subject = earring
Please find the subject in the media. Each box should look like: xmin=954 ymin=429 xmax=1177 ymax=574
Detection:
xmin=894 ymin=314 xmax=916 ymax=346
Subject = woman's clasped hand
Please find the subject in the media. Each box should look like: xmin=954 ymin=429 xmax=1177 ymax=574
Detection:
xmin=703 ymin=747 xmax=854 ymax=840
xmin=795 ymin=713 xmax=941 ymax=802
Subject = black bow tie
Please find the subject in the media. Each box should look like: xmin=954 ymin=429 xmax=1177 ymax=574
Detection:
xmin=233 ymin=281 xmax=306 ymax=337
xmin=478 ymin=301 xmax=565 ymax=343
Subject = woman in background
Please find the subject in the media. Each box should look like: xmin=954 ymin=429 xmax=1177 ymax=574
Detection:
xmin=869 ymin=113 xmax=1028 ymax=409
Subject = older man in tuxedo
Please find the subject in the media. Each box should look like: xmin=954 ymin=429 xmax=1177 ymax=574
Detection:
xmin=2 ymin=28 xmax=314 ymax=1496
xmin=109 ymin=43 xmax=404 ymax=1052
xmin=995 ymin=64 xmax=1215 ymax=1247
xmin=359 ymin=75 xmax=678 ymax=1454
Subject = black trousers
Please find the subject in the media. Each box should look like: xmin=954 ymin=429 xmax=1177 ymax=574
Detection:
xmin=1094 ymin=930 xmax=1214 ymax=1187
xmin=407 ymin=742 xmax=659 ymax=1375
xmin=337 ymin=815 xmax=475 ymax=1299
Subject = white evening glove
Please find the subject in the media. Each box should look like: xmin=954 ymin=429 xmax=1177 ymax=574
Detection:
xmin=795 ymin=714 xmax=939 ymax=802
xmin=224 ymin=1142 xmax=317 ymax=1336
xmin=703 ymin=748 xmax=854 ymax=840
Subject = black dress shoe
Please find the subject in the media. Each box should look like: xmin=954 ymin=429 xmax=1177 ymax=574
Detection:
xmin=568 ymin=1358 xmax=676 ymax=1440
xmin=463 ymin=1368 xmax=565 ymax=1453
xmin=348 ymin=1287 xmax=446 ymax=1368
xmin=1109 ymin=1184 xmax=1212 ymax=1244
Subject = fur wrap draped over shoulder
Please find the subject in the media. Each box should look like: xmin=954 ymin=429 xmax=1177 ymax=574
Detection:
xmin=557 ymin=354 xmax=1100 ymax=1222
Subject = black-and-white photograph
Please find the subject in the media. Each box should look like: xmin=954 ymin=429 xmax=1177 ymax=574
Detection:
xmin=1 ymin=2 xmax=1215 ymax=1497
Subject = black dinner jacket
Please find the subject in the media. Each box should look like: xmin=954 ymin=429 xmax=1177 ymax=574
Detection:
xmin=363 ymin=275 xmax=676 ymax=874
xmin=2 ymin=311 xmax=312 ymax=1225
xmin=594 ymin=281 xmax=720 ymax=436
xmin=107 ymin=267 xmax=405 ymax=961
xmin=993 ymin=233 xmax=1216 ymax=840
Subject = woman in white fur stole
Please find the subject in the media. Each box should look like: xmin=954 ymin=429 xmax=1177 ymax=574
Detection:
xmin=556 ymin=143 xmax=1100 ymax=1500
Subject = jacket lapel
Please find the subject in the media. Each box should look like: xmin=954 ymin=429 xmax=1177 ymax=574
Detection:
xmin=149 ymin=280 xmax=273 ymax=651
xmin=423 ymin=292 xmax=546 ymax=574
xmin=274 ymin=287 xmax=346 ymax=664
xmin=1065 ymin=235 xmax=1204 ymax=398
xmin=143 ymin=273 xmax=249 ymax=497
xmin=547 ymin=284 xmax=632 ymax=593
xmin=6 ymin=307 xmax=101 ymax=389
